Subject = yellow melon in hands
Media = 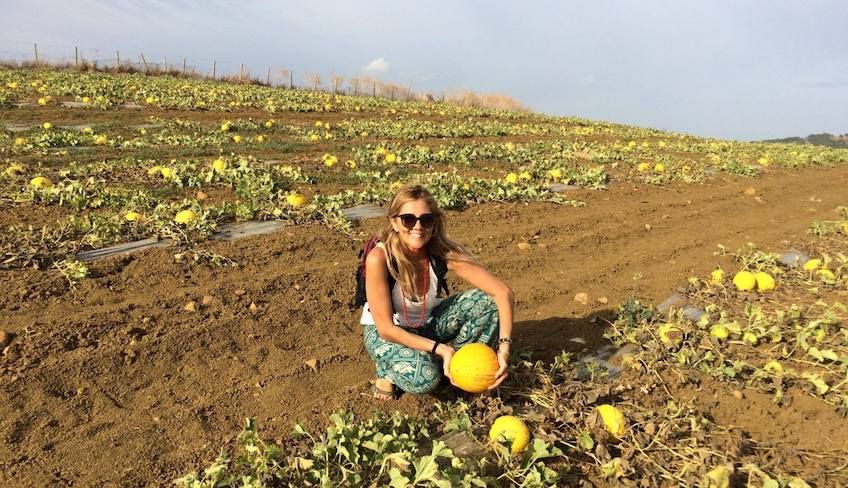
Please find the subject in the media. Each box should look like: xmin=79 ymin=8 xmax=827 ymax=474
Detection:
xmin=449 ymin=343 xmax=499 ymax=393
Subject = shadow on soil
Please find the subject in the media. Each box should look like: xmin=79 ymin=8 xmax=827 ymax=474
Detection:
xmin=513 ymin=309 xmax=616 ymax=363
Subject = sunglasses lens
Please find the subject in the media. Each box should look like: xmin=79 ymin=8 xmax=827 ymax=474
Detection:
xmin=397 ymin=214 xmax=435 ymax=229
xmin=399 ymin=214 xmax=417 ymax=229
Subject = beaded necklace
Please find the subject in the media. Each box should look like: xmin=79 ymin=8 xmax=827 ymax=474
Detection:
xmin=401 ymin=257 xmax=430 ymax=328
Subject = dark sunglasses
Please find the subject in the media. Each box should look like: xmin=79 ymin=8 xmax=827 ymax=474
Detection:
xmin=395 ymin=213 xmax=436 ymax=229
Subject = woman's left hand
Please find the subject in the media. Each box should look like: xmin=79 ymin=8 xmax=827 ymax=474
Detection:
xmin=488 ymin=347 xmax=509 ymax=390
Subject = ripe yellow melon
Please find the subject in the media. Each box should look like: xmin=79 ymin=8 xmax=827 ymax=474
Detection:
xmin=124 ymin=211 xmax=142 ymax=222
xmin=286 ymin=193 xmax=308 ymax=207
xmin=174 ymin=210 xmax=197 ymax=224
xmin=30 ymin=176 xmax=53 ymax=189
xmin=732 ymin=271 xmax=756 ymax=291
xmin=802 ymin=259 xmax=821 ymax=271
xmin=755 ymin=272 xmax=775 ymax=291
xmin=212 ymin=159 xmax=227 ymax=172
xmin=596 ymin=404 xmax=626 ymax=438
xmin=449 ymin=343 xmax=499 ymax=393
xmin=710 ymin=324 xmax=729 ymax=340
xmin=489 ymin=415 xmax=530 ymax=454
xmin=504 ymin=173 xmax=519 ymax=184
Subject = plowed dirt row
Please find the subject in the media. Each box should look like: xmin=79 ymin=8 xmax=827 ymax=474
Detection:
xmin=1 ymin=165 xmax=847 ymax=486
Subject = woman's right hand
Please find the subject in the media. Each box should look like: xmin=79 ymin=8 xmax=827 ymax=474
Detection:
xmin=436 ymin=344 xmax=456 ymax=384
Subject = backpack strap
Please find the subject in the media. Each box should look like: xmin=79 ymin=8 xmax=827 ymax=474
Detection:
xmin=431 ymin=254 xmax=450 ymax=298
xmin=352 ymin=238 xmax=398 ymax=310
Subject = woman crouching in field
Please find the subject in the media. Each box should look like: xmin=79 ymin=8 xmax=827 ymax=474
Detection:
xmin=356 ymin=184 xmax=515 ymax=400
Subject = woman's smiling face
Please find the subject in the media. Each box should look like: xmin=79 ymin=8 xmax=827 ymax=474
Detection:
xmin=391 ymin=198 xmax=435 ymax=252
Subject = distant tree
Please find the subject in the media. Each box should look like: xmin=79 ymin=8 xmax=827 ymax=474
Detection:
xmin=304 ymin=72 xmax=321 ymax=91
xmin=274 ymin=68 xmax=290 ymax=88
xmin=330 ymin=75 xmax=344 ymax=94
xmin=349 ymin=77 xmax=361 ymax=96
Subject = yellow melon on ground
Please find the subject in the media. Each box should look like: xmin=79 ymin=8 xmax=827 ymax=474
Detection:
xmin=30 ymin=176 xmax=53 ymax=189
xmin=124 ymin=211 xmax=142 ymax=222
xmin=174 ymin=210 xmax=197 ymax=224
xmin=732 ymin=271 xmax=756 ymax=291
xmin=596 ymin=404 xmax=626 ymax=438
xmin=449 ymin=343 xmax=499 ymax=393
xmin=489 ymin=416 xmax=530 ymax=454
xmin=286 ymin=193 xmax=308 ymax=207
xmin=755 ymin=272 xmax=775 ymax=291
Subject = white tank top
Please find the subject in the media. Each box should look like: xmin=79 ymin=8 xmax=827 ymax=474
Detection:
xmin=359 ymin=244 xmax=442 ymax=329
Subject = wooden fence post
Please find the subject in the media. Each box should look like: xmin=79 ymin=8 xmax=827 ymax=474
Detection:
xmin=33 ymin=43 xmax=39 ymax=65
xmin=212 ymin=60 xmax=216 ymax=79
xmin=140 ymin=53 xmax=148 ymax=72
xmin=289 ymin=71 xmax=293 ymax=89
xmin=266 ymin=67 xmax=271 ymax=85
xmin=239 ymin=63 xmax=244 ymax=82
xmin=182 ymin=56 xmax=186 ymax=75
xmin=116 ymin=50 xmax=120 ymax=70
xmin=75 ymin=46 xmax=79 ymax=67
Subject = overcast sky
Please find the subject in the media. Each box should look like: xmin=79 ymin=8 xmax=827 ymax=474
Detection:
xmin=2 ymin=0 xmax=846 ymax=141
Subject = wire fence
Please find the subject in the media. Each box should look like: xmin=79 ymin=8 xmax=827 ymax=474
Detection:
xmin=0 ymin=40 xmax=439 ymax=101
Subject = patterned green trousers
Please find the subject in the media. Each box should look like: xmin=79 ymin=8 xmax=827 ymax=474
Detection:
xmin=363 ymin=288 xmax=500 ymax=394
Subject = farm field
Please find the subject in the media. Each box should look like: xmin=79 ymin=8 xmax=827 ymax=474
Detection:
xmin=1 ymin=69 xmax=848 ymax=486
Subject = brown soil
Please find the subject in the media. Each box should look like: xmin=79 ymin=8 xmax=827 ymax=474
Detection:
xmin=1 ymin=165 xmax=848 ymax=486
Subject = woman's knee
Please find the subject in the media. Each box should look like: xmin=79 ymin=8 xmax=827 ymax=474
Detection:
xmin=463 ymin=288 xmax=497 ymax=310
xmin=404 ymin=374 xmax=441 ymax=394
xmin=393 ymin=360 xmax=442 ymax=394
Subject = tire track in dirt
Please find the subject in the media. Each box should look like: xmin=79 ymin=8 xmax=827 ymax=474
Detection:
xmin=2 ymin=165 xmax=848 ymax=485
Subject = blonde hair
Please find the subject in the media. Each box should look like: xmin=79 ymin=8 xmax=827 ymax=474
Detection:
xmin=379 ymin=184 xmax=473 ymax=298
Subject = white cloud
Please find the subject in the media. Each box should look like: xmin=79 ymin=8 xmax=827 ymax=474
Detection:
xmin=364 ymin=57 xmax=390 ymax=75
xmin=578 ymin=74 xmax=596 ymax=87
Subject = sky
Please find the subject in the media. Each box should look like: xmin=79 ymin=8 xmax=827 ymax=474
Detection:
xmin=1 ymin=0 xmax=846 ymax=141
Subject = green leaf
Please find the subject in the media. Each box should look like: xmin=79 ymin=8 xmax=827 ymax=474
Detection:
xmin=412 ymin=455 xmax=439 ymax=483
xmin=808 ymin=347 xmax=824 ymax=362
xmin=788 ymin=478 xmax=812 ymax=488
xmin=577 ymin=431 xmax=594 ymax=451
xmin=389 ymin=467 xmax=411 ymax=488
xmin=802 ymin=373 xmax=830 ymax=395
xmin=430 ymin=440 xmax=454 ymax=459
xmin=820 ymin=349 xmax=839 ymax=361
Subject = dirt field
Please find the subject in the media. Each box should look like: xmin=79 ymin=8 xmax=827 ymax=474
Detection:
xmin=1 ymin=163 xmax=846 ymax=486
